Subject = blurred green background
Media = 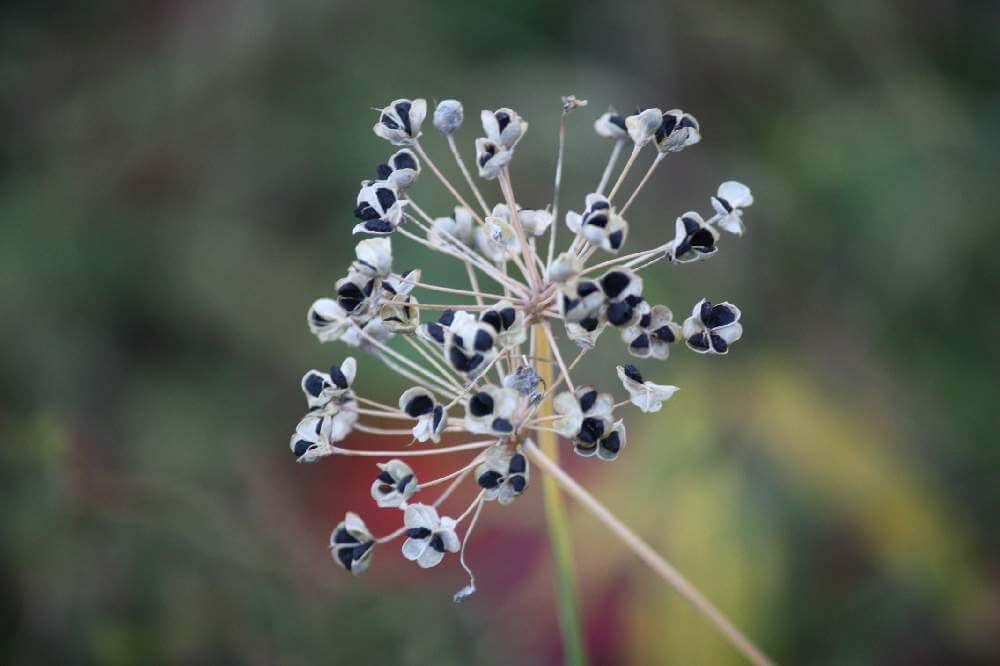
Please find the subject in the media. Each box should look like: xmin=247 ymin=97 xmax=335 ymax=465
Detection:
xmin=2 ymin=1 xmax=999 ymax=664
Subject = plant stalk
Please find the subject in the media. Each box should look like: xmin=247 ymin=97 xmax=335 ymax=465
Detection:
xmin=523 ymin=439 xmax=775 ymax=666
xmin=533 ymin=324 xmax=587 ymax=666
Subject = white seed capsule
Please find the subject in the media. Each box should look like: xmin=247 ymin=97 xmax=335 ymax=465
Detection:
xmin=434 ymin=99 xmax=464 ymax=134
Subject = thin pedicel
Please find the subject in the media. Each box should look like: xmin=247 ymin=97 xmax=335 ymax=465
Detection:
xmin=290 ymin=95 xmax=768 ymax=664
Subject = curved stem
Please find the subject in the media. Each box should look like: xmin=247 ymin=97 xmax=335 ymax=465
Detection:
xmin=522 ymin=441 xmax=775 ymax=666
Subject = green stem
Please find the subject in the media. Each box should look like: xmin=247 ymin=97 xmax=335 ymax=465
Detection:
xmin=534 ymin=326 xmax=587 ymax=665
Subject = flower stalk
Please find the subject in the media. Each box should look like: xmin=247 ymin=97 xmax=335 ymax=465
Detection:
xmin=524 ymin=439 xmax=774 ymax=666
xmin=535 ymin=323 xmax=587 ymax=666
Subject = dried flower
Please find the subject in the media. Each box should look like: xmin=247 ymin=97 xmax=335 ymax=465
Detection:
xmin=625 ymin=107 xmax=663 ymax=146
xmin=665 ymin=211 xmax=719 ymax=263
xmin=565 ymin=193 xmax=629 ymax=253
xmin=285 ymin=92 xmax=753 ymax=604
xmin=330 ymin=512 xmax=376 ymax=574
xmin=594 ymin=109 xmax=628 ymax=139
xmin=434 ymin=99 xmax=464 ymax=135
xmin=683 ymin=299 xmax=744 ymax=355
xmin=373 ymin=98 xmax=427 ymax=145
xmin=655 ymin=109 xmax=701 ymax=153
xmin=481 ymin=107 xmax=528 ymax=149
xmin=712 ymin=181 xmax=754 ymax=236
xmin=616 ymin=364 xmax=679 ymax=413
xmin=476 ymin=444 xmax=529 ymax=505
xmin=402 ymin=504 xmax=460 ymax=568
xmin=371 ymin=459 xmax=419 ymax=508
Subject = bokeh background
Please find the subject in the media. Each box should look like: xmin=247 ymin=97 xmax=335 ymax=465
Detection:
xmin=3 ymin=1 xmax=999 ymax=664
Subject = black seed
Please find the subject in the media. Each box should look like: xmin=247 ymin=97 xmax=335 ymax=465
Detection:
xmin=576 ymin=441 xmax=597 ymax=455
xmin=479 ymin=151 xmax=492 ymax=168
xmin=639 ymin=312 xmax=651 ymax=328
xmin=562 ymin=296 xmax=580 ymax=313
xmin=630 ymin=333 xmax=650 ymax=350
xmin=682 ymin=216 xmax=700 ymax=235
xmin=657 ymin=113 xmax=678 ymax=141
xmin=334 ymin=527 xmax=359 ymax=544
xmin=375 ymin=187 xmax=396 ymax=211
xmin=652 ymin=325 xmax=676 ymax=343
xmin=508 ymin=454 xmax=526 ymax=474
xmin=608 ymin=230 xmax=624 ymax=249
xmin=395 ymin=101 xmax=412 ymax=135
xmin=394 ymin=151 xmax=417 ymax=170
xmin=469 ymin=392 xmax=494 ymax=417
xmin=622 ymin=364 xmax=643 ymax=383
xmin=328 ymin=365 xmax=348 ymax=389
xmin=491 ymin=418 xmax=514 ymax=433
xmin=625 ymin=295 xmax=643 ymax=307
xmin=380 ymin=113 xmax=399 ymax=130
xmin=355 ymin=203 xmax=379 ymax=220
xmin=480 ymin=310 xmax=502 ymax=331
xmin=495 ymin=111 xmax=510 ymax=133
xmin=580 ymin=316 xmax=599 ymax=332
xmin=600 ymin=271 xmax=630 ymax=299
xmin=591 ymin=200 xmax=610 ymax=211
xmin=337 ymin=545 xmax=355 ymax=570
xmin=610 ymin=114 xmax=626 ymax=131
xmin=710 ymin=334 xmax=729 ymax=353
xmin=377 ymin=163 xmax=392 ymax=179
xmin=304 ymin=373 xmax=325 ymax=397
xmin=687 ymin=331 xmax=710 ymax=350
xmin=510 ymin=475 xmax=526 ymax=492
xmin=607 ymin=301 xmax=633 ymax=327
xmin=499 ymin=308 xmax=516 ymax=329
xmin=377 ymin=471 xmax=395 ymax=484
xmin=601 ymin=431 xmax=621 ymax=454
xmin=577 ymin=282 xmax=598 ymax=298
xmin=293 ymin=440 xmax=312 ymax=458
xmin=450 ymin=345 xmax=482 ymax=372
xmin=678 ymin=115 xmax=697 ymax=130
xmin=336 ymin=291 xmax=365 ymax=313
xmin=426 ymin=323 xmax=445 ymax=344
xmin=473 ymin=329 xmax=494 ymax=352
xmin=586 ymin=213 xmax=609 ymax=228
xmin=432 ymin=405 xmax=444 ymax=430
xmin=699 ymin=300 xmax=713 ymax=323
xmin=430 ymin=534 xmax=446 ymax=553
xmin=396 ymin=474 xmax=414 ymax=492
xmin=579 ymin=390 xmax=598 ymax=413
xmin=690 ymin=229 xmax=716 ymax=250
xmin=707 ymin=304 xmax=737 ymax=328
xmin=364 ymin=219 xmax=394 ymax=234
xmin=716 ymin=196 xmax=733 ymax=213
xmin=352 ymin=541 xmax=373 ymax=561
xmin=408 ymin=527 xmax=432 ymax=539
xmin=338 ymin=282 xmax=363 ymax=299
xmin=405 ymin=394 xmax=434 ymax=417
xmin=478 ymin=470 xmax=503 ymax=489
xmin=311 ymin=309 xmax=330 ymax=325
xmin=578 ymin=417 xmax=605 ymax=443
xmin=438 ymin=310 xmax=455 ymax=326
